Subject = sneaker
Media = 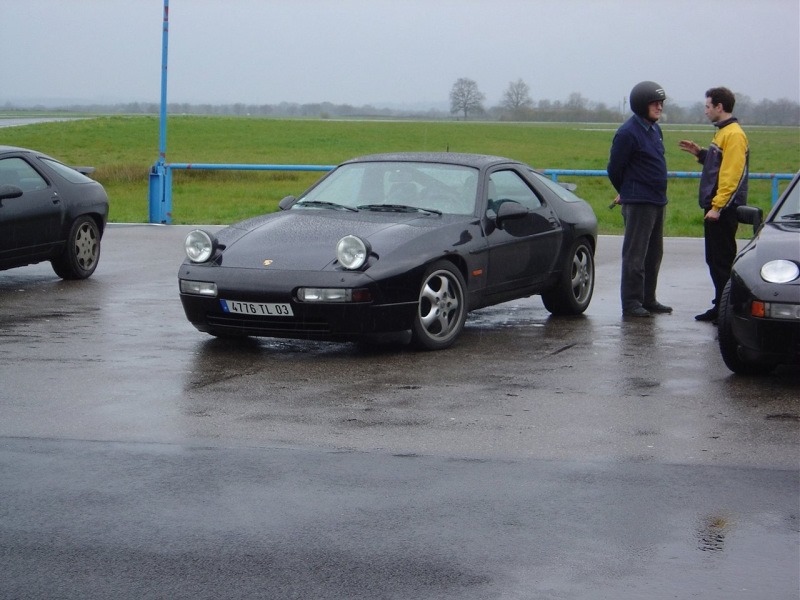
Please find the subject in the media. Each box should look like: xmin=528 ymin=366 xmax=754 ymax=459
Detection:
xmin=623 ymin=307 xmax=652 ymax=318
xmin=643 ymin=302 xmax=673 ymax=314
xmin=694 ymin=308 xmax=718 ymax=322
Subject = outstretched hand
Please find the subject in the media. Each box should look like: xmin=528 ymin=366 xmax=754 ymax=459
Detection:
xmin=679 ymin=140 xmax=701 ymax=156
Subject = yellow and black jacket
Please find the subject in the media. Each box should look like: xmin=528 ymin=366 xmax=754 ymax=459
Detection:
xmin=696 ymin=117 xmax=749 ymax=211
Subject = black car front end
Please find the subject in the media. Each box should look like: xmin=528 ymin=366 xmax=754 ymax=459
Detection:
xmin=725 ymin=268 xmax=800 ymax=366
xmin=718 ymin=173 xmax=800 ymax=374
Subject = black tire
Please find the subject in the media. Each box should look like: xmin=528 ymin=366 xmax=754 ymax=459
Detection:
xmin=718 ymin=279 xmax=776 ymax=375
xmin=541 ymin=238 xmax=594 ymax=315
xmin=51 ymin=216 xmax=101 ymax=280
xmin=411 ymin=261 xmax=467 ymax=350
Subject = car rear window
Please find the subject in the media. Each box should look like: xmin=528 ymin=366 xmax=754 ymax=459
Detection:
xmin=40 ymin=157 xmax=96 ymax=184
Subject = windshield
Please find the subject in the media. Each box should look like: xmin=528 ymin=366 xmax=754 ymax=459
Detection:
xmin=295 ymin=161 xmax=479 ymax=215
xmin=771 ymin=176 xmax=800 ymax=223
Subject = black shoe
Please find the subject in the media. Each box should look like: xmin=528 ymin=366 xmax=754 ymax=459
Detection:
xmin=695 ymin=308 xmax=718 ymax=322
xmin=643 ymin=302 xmax=673 ymax=314
xmin=623 ymin=307 xmax=652 ymax=318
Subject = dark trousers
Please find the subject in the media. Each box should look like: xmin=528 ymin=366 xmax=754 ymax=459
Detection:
xmin=703 ymin=207 xmax=739 ymax=308
xmin=621 ymin=203 xmax=665 ymax=311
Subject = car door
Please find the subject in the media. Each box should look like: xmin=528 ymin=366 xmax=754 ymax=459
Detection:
xmin=483 ymin=168 xmax=563 ymax=296
xmin=0 ymin=156 xmax=63 ymax=263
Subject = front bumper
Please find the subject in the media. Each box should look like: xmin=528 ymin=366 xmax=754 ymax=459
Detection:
xmin=180 ymin=294 xmax=417 ymax=340
xmin=178 ymin=263 xmax=420 ymax=341
xmin=731 ymin=311 xmax=800 ymax=365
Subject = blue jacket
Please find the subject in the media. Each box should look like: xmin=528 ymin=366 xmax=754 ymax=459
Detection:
xmin=607 ymin=115 xmax=668 ymax=206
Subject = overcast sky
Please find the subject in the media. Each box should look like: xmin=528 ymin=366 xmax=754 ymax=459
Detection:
xmin=2 ymin=0 xmax=799 ymax=110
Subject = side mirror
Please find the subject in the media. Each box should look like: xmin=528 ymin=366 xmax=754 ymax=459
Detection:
xmin=495 ymin=201 xmax=528 ymax=229
xmin=736 ymin=205 xmax=763 ymax=236
xmin=0 ymin=184 xmax=23 ymax=202
xmin=278 ymin=195 xmax=296 ymax=211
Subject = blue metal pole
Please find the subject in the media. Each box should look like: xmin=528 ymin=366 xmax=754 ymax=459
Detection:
xmin=148 ymin=0 xmax=170 ymax=223
xmin=771 ymin=175 xmax=780 ymax=205
xmin=158 ymin=0 xmax=169 ymax=174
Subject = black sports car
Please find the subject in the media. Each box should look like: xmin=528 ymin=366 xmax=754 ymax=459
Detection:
xmin=179 ymin=153 xmax=598 ymax=349
xmin=718 ymin=171 xmax=800 ymax=374
xmin=0 ymin=145 xmax=109 ymax=279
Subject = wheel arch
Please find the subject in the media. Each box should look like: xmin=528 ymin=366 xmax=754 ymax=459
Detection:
xmin=60 ymin=210 xmax=107 ymax=241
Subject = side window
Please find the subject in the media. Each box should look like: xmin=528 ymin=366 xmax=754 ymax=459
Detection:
xmin=0 ymin=157 xmax=48 ymax=192
xmin=487 ymin=170 xmax=542 ymax=213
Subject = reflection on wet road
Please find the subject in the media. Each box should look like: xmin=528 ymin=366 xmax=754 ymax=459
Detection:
xmin=1 ymin=226 xmax=797 ymax=599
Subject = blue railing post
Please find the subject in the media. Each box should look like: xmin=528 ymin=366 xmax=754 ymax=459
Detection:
xmin=149 ymin=0 xmax=171 ymax=224
xmin=152 ymin=164 xmax=793 ymax=221
xmin=165 ymin=165 xmax=173 ymax=214
xmin=540 ymin=169 xmax=791 ymax=205
xmin=148 ymin=163 xmax=167 ymax=223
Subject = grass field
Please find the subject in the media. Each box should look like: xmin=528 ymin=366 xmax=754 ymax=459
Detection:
xmin=1 ymin=116 xmax=797 ymax=236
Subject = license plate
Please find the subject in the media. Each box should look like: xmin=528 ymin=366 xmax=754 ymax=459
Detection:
xmin=220 ymin=299 xmax=294 ymax=317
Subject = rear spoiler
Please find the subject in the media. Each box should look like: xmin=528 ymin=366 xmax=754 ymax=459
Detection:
xmin=71 ymin=166 xmax=96 ymax=175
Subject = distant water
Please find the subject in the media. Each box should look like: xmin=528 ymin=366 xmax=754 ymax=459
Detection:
xmin=0 ymin=117 xmax=86 ymax=128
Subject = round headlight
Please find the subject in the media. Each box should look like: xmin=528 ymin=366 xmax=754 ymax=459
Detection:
xmin=185 ymin=229 xmax=216 ymax=263
xmin=761 ymin=260 xmax=800 ymax=284
xmin=336 ymin=235 xmax=369 ymax=270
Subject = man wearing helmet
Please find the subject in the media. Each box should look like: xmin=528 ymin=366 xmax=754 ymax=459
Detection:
xmin=607 ymin=81 xmax=673 ymax=317
xmin=679 ymin=87 xmax=749 ymax=324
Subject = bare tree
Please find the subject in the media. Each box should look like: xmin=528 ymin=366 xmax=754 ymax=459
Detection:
xmin=450 ymin=78 xmax=485 ymax=120
xmin=501 ymin=79 xmax=533 ymax=117
xmin=565 ymin=92 xmax=589 ymax=111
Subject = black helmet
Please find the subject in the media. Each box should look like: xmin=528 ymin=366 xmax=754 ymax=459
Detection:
xmin=630 ymin=81 xmax=666 ymax=117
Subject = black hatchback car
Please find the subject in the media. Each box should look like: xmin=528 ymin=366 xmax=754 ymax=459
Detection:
xmin=718 ymin=171 xmax=800 ymax=374
xmin=0 ymin=146 xmax=109 ymax=279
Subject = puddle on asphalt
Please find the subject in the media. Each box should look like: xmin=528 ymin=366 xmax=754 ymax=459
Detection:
xmin=696 ymin=515 xmax=731 ymax=552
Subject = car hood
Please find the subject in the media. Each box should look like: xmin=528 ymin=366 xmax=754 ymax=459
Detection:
xmin=217 ymin=210 xmax=449 ymax=270
xmin=735 ymin=221 xmax=800 ymax=295
xmin=738 ymin=221 xmax=800 ymax=265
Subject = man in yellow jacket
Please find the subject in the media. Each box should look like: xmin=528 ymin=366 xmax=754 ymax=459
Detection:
xmin=679 ymin=87 xmax=749 ymax=323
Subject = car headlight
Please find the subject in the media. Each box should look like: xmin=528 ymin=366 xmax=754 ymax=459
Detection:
xmin=297 ymin=287 xmax=372 ymax=303
xmin=761 ymin=260 xmax=800 ymax=284
xmin=185 ymin=229 xmax=216 ymax=263
xmin=336 ymin=235 xmax=370 ymax=270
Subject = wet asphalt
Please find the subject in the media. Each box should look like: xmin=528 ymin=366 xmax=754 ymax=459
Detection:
xmin=1 ymin=224 xmax=798 ymax=599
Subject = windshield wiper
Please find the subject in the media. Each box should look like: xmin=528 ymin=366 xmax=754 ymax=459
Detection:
xmin=778 ymin=213 xmax=800 ymax=221
xmin=295 ymin=200 xmax=358 ymax=212
xmin=357 ymin=203 xmax=442 ymax=215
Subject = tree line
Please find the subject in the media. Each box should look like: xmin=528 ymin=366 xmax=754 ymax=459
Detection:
xmin=3 ymin=78 xmax=798 ymax=125
xmin=450 ymin=77 xmax=800 ymax=126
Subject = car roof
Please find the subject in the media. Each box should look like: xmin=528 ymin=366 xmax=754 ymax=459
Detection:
xmin=0 ymin=146 xmax=42 ymax=157
xmin=342 ymin=152 xmax=525 ymax=170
